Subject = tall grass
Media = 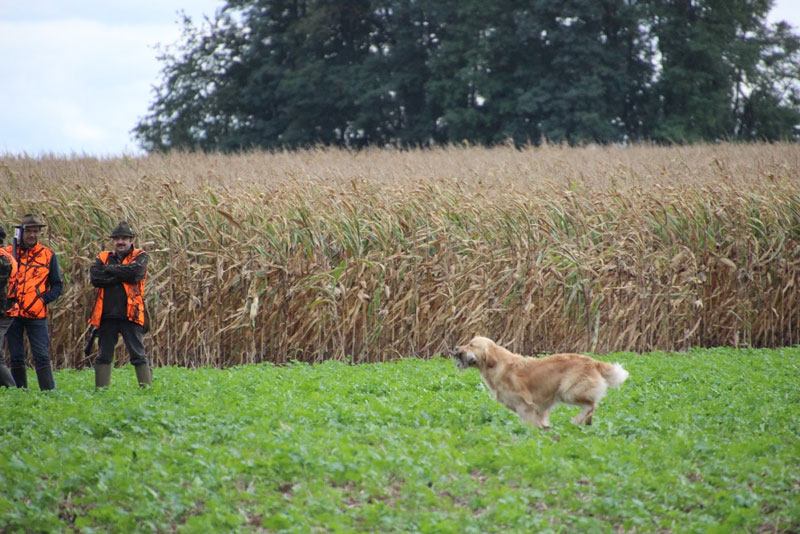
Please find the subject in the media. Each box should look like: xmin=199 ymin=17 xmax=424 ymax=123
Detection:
xmin=1 ymin=143 xmax=799 ymax=367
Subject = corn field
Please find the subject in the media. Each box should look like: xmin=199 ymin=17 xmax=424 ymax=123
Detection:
xmin=1 ymin=143 xmax=799 ymax=368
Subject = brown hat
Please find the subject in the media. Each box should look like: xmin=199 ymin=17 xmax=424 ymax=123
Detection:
xmin=109 ymin=221 xmax=135 ymax=238
xmin=18 ymin=213 xmax=46 ymax=228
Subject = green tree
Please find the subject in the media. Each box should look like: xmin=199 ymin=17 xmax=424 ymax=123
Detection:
xmin=420 ymin=0 xmax=655 ymax=145
xmin=133 ymin=12 xmax=247 ymax=152
xmin=735 ymin=20 xmax=800 ymax=140
xmin=513 ymin=0 xmax=655 ymax=144
xmin=133 ymin=0 xmax=800 ymax=151
xmin=648 ymin=0 xmax=799 ymax=143
xmin=135 ymin=0 xmax=380 ymax=151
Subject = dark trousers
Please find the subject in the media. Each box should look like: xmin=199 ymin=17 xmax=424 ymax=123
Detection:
xmin=6 ymin=317 xmax=51 ymax=370
xmin=0 ymin=316 xmax=15 ymax=386
xmin=96 ymin=318 xmax=149 ymax=366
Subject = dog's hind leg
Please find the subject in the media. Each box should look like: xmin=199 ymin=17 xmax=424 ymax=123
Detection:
xmin=564 ymin=381 xmax=604 ymax=426
xmin=571 ymin=402 xmax=596 ymax=425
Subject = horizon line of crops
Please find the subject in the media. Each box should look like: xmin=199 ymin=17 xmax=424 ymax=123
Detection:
xmin=1 ymin=143 xmax=799 ymax=367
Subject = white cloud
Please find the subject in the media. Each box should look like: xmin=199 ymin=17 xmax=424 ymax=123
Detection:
xmin=769 ymin=1 xmax=800 ymax=27
xmin=0 ymin=1 xmax=219 ymax=26
xmin=0 ymin=1 xmax=222 ymax=157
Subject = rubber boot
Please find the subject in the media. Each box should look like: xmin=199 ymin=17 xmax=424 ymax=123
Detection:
xmin=134 ymin=363 xmax=152 ymax=388
xmin=94 ymin=364 xmax=112 ymax=388
xmin=35 ymin=365 xmax=55 ymax=391
xmin=11 ymin=367 xmax=27 ymax=388
xmin=0 ymin=364 xmax=15 ymax=387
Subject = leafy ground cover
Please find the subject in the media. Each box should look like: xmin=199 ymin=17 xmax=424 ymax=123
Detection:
xmin=1 ymin=347 xmax=799 ymax=533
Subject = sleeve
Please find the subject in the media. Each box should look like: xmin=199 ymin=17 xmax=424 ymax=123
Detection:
xmin=41 ymin=253 xmax=63 ymax=304
xmin=101 ymin=252 xmax=149 ymax=283
xmin=0 ymin=255 xmax=10 ymax=313
xmin=90 ymin=254 xmax=117 ymax=287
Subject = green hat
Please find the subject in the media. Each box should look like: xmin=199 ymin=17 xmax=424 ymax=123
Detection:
xmin=18 ymin=213 xmax=46 ymax=228
xmin=109 ymin=221 xmax=135 ymax=238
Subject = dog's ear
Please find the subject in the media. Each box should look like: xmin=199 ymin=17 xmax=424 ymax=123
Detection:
xmin=484 ymin=342 xmax=498 ymax=369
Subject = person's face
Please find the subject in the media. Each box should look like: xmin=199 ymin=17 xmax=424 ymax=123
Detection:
xmin=112 ymin=236 xmax=134 ymax=254
xmin=22 ymin=225 xmax=42 ymax=248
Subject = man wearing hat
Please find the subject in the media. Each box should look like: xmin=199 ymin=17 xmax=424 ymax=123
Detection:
xmin=88 ymin=221 xmax=152 ymax=388
xmin=0 ymin=225 xmax=19 ymax=387
xmin=3 ymin=214 xmax=63 ymax=391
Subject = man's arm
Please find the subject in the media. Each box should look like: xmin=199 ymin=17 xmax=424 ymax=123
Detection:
xmin=101 ymin=252 xmax=149 ymax=283
xmin=40 ymin=253 xmax=63 ymax=304
xmin=90 ymin=255 xmax=119 ymax=287
xmin=0 ymin=255 xmax=12 ymax=312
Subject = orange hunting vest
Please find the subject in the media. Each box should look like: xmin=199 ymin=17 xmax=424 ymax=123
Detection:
xmin=89 ymin=249 xmax=147 ymax=327
xmin=4 ymin=243 xmax=52 ymax=318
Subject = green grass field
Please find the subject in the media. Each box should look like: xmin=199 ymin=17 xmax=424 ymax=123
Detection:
xmin=1 ymin=348 xmax=799 ymax=533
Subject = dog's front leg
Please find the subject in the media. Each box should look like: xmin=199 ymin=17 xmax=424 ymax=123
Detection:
xmin=539 ymin=405 xmax=553 ymax=429
xmin=518 ymin=405 xmax=551 ymax=430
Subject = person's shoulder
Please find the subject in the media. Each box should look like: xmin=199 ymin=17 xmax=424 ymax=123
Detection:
xmin=43 ymin=245 xmax=59 ymax=260
xmin=34 ymin=243 xmax=55 ymax=254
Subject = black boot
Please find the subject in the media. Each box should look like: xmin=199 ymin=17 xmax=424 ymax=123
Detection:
xmin=35 ymin=365 xmax=55 ymax=391
xmin=11 ymin=367 xmax=27 ymax=388
xmin=134 ymin=363 xmax=152 ymax=388
xmin=0 ymin=364 xmax=15 ymax=387
xmin=94 ymin=364 xmax=112 ymax=388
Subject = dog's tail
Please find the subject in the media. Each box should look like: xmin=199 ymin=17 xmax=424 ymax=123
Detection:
xmin=602 ymin=362 xmax=629 ymax=388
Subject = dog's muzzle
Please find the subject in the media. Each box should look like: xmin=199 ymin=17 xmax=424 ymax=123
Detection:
xmin=451 ymin=346 xmax=477 ymax=370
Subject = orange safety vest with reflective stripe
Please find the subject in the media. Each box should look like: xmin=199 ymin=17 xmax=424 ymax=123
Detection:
xmin=89 ymin=249 xmax=147 ymax=327
xmin=4 ymin=243 xmax=53 ymax=318
xmin=0 ymin=247 xmax=18 ymax=317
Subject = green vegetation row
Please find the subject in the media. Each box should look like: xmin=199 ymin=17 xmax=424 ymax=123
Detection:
xmin=1 ymin=144 xmax=799 ymax=367
xmin=1 ymin=347 xmax=799 ymax=533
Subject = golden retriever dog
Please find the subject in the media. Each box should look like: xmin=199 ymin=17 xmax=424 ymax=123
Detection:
xmin=452 ymin=336 xmax=629 ymax=429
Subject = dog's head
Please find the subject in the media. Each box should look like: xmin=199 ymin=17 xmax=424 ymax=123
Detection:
xmin=452 ymin=336 xmax=496 ymax=370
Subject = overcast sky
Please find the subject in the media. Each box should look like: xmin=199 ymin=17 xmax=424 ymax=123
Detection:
xmin=1 ymin=1 xmax=799 ymax=158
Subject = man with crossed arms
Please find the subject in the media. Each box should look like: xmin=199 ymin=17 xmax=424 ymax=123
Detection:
xmin=89 ymin=221 xmax=152 ymax=388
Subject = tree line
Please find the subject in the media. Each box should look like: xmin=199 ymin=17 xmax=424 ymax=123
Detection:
xmin=134 ymin=0 xmax=800 ymax=152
